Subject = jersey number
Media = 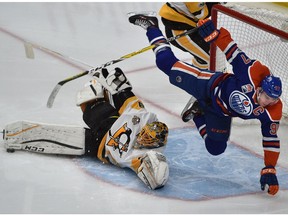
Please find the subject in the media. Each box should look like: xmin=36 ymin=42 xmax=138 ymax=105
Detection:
xmin=270 ymin=123 xmax=279 ymax=135
xmin=241 ymin=54 xmax=251 ymax=64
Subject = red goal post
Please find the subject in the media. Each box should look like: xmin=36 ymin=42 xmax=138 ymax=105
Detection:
xmin=210 ymin=4 xmax=288 ymax=118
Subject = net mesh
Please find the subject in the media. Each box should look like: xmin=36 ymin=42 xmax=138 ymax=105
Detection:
xmin=212 ymin=4 xmax=288 ymax=118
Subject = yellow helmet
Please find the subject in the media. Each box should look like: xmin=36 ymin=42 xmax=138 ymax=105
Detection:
xmin=135 ymin=121 xmax=168 ymax=149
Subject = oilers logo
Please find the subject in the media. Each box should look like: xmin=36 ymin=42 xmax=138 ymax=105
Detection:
xmin=229 ymin=90 xmax=253 ymax=116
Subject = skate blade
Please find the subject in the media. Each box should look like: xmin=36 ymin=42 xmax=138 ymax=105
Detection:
xmin=181 ymin=110 xmax=194 ymax=122
xmin=126 ymin=11 xmax=156 ymax=18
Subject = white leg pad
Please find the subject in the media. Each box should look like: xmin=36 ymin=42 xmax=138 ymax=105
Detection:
xmin=76 ymin=79 xmax=104 ymax=106
xmin=3 ymin=121 xmax=85 ymax=155
xmin=137 ymin=150 xmax=169 ymax=190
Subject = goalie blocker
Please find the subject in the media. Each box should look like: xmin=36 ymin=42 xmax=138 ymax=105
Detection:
xmin=2 ymin=120 xmax=168 ymax=190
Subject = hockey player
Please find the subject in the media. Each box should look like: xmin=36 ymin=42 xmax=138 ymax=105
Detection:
xmin=3 ymin=67 xmax=169 ymax=190
xmin=129 ymin=14 xmax=282 ymax=195
xmin=159 ymin=2 xmax=222 ymax=120
xmin=159 ymin=2 xmax=221 ymax=69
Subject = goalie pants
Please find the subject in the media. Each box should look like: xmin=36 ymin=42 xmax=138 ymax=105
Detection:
xmin=83 ymin=100 xmax=119 ymax=156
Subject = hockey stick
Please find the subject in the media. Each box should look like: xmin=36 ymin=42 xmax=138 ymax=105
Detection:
xmin=46 ymin=44 xmax=156 ymax=108
xmin=47 ymin=27 xmax=199 ymax=108
xmin=24 ymin=41 xmax=93 ymax=68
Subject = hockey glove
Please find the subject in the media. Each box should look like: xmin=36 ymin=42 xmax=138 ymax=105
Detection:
xmin=197 ymin=18 xmax=220 ymax=43
xmin=137 ymin=150 xmax=169 ymax=190
xmin=92 ymin=67 xmax=132 ymax=95
xmin=260 ymin=165 xmax=279 ymax=195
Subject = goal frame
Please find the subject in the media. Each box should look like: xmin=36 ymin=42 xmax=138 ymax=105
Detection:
xmin=209 ymin=4 xmax=288 ymax=71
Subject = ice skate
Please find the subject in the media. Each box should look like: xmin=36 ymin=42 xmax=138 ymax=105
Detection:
xmin=181 ymin=100 xmax=204 ymax=122
xmin=128 ymin=12 xmax=159 ymax=30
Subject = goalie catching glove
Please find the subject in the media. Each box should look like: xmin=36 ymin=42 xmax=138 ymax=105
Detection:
xmin=92 ymin=67 xmax=132 ymax=95
xmin=260 ymin=165 xmax=279 ymax=195
xmin=137 ymin=150 xmax=169 ymax=190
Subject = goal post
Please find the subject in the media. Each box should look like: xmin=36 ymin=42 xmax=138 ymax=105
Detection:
xmin=210 ymin=4 xmax=288 ymax=117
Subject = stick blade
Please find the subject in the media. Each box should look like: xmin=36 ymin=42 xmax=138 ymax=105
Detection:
xmin=46 ymin=83 xmax=62 ymax=108
xmin=24 ymin=42 xmax=35 ymax=59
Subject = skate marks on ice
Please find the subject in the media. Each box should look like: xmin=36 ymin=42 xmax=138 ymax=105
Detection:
xmin=74 ymin=127 xmax=288 ymax=201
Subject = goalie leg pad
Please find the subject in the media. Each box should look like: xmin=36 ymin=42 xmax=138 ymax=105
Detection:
xmin=137 ymin=150 xmax=169 ymax=190
xmin=76 ymin=79 xmax=104 ymax=106
xmin=3 ymin=121 xmax=85 ymax=155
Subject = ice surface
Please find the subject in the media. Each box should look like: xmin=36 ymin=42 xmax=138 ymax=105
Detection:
xmin=0 ymin=2 xmax=288 ymax=214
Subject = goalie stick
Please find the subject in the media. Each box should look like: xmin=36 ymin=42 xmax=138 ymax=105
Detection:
xmin=46 ymin=26 xmax=199 ymax=108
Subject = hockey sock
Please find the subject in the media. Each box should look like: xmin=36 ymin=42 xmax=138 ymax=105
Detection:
xmin=193 ymin=115 xmax=227 ymax=155
xmin=146 ymin=28 xmax=170 ymax=55
xmin=193 ymin=115 xmax=207 ymax=140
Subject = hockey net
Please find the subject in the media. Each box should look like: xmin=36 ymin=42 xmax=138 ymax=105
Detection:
xmin=210 ymin=4 xmax=288 ymax=124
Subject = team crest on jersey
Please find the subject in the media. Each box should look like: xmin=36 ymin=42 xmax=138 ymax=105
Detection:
xmin=107 ymin=123 xmax=132 ymax=157
xmin=229 ymin=90 xmax=253 ymax=116
xmin=132 ymin=115 xmax=140 ymax=125
xmin=241 ymin=84 xmax=253 ymax=93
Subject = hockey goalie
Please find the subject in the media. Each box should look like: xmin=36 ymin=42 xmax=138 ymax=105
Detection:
xmin=2 ymin=67 xmax=169 ymax=190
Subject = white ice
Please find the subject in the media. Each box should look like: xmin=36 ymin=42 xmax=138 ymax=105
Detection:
xmin=0 ymin=2 xmax=288 ymax=214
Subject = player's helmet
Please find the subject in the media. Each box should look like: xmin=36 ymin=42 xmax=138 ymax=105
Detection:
xmin=135 ymin=122 xmax=168 ymax=149
xmin=261 ymin=75 xmax=282 ymax=99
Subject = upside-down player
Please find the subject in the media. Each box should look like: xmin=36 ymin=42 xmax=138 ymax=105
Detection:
xmin=3 ymin=67 xmax=169 ymax=190
xmin=129 ymin=14 xmax=283 ymax=195
xmin=159 ymin=2 xmax=223 ymax=120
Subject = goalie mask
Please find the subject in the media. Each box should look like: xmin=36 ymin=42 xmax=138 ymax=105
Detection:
xmin=135 ymin=121 xmax=168 ymax=149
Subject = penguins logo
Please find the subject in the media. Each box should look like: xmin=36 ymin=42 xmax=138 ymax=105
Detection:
xmin=107 ymin=123 xmax=132 ymax=157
